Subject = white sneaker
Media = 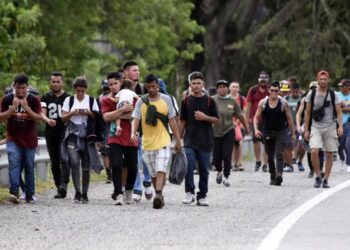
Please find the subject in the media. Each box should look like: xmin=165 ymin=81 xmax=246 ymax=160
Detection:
xmin=197 ymin=198 xmax=209 ymax=206
xmin=132 ymin=193 xmax=141 ymax=203
xmin=223 ymin=177 xmax=231 ymax=187
xmin=19 ymin=193 xmax=37 ymax=201
xmin=346 ymin=165 xmax=350 ymax=173
xmin=125 ymin=190 xmax=134 ymax=204
xmin=216 ymin=172 xmax=223 ymax=184
xmin=182 ymin=192 xmax=195 ymax=204
xmin=115 ymin=194 xmax=124 ymax=205
xmin=144 ymin=187 xmax=153 ymax=200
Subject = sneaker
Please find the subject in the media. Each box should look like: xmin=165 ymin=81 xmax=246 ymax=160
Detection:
xmin=20 ymin=193 xmax=26 ymax=200
xmin=262 ymin=164 xmax=268 ymax=172
xmin=182 ymin=192 xmax=195 ymax=204
xmin=238 ymin=164 xmax=244 ymax=171
xmin=216 ymin=172 xmax=223 ymax=184
xmin=308 ymin=170 xmax=314 ymax=178
xmin=153 ymin=193 xmax=164 ymax=209
xmin=115 ymin=194 xmax=124 ymax=205
xmin=270 ymin=174 xmax=276 ymax=185
xmin=283 ymin=166 xmax=294 ymax=172
xmin=255 ymin=161 xmax=261 ymax=171
xmin=74 ymin=192 xmax=82 ymax=203
xmin=297 ymin=161 xmax=305 ymax=172
xmin=314 ymin=177 xmax=322 ymax=188
xmin=111 ymin=192 xmax=117 ymax=201
xmin=132 ymin=193 xmax=141 ymax=203
xmin=105 ymin=178 xmax=112 ymax=184
xmin=322 ymin=179 xmax=330 ymax=188
xmin=125 ymin=190 xmax=134 ymax=204
xmin=8 ymin=194 xmax=20 ymax=204
xmin=223 ymin=177 xmax=230 ymax=187
xmin=25 ymin=194 xmax=35 ymax=204
xmin=346 ymin=165 xmax=350 ymax=173
xmin=233 ymin=165 xmax=239 ymax=171
xmin=275 ymin=176 xmax=283 ymax=186
xmin=144 ymin=187 xmax=153 ymax=200
xmin=292 ymin=158 xmax=297 ymax=164
xmin=81 ymin=193 xmax=89 ymax=204
xmin=197 ymin=198 xmax=209 ymax=206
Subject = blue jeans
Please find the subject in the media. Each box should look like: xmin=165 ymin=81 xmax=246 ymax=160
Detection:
xmin=184 ymin=147 xmax=211 ymax=200
xmin=339 ymin=122 xmax=350 ymax=165
xmin=7 ymin=141 xmax=36 ymax=196
xmin=133 ymin=137 xmax=151 ymax=195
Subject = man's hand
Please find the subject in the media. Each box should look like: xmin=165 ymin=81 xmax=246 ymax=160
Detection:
xmin=291 ymin=133 xmax=297 ymax=144
xmin=304 ymin=130 xmax=310 ymax=141
xmin=175 ymin=139 xmax=182 ymax=153
xmin=12 ymin=97 xmax=20 ymax=110
xmin=47 ymin=119 xmax=56 ymax=127
xmin=194 ymin=111 xmax=207 ymax=121
xmin=255 ymin=129 xmax=262 ymax=138
xmin=120 ymin=104 xmax=134 ymax=114
xmin=19 ymin=98 xmax=29 ymax=109
xmin=130 ymin=133 xmax=138 ymax=145
xmin=338 ymin=126 xmax=343 ymax=137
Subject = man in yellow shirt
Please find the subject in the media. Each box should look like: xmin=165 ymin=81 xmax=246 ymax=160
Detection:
xmin=131 ymin=74 xmax=181 ymax=209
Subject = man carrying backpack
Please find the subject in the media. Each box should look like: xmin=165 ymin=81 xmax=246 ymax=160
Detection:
xmin=246 ymin=71 xmax=269 ymax=172
xmin=131 ymin=74 xmax=181 ymax=209
xmin=304 ymin=70 xmax=343 ymax=188
xmin=254 ymin=81 xmax=295 ymax=186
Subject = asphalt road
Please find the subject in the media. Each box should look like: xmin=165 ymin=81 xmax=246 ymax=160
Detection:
xmin=1 ymin=161 xmax=349 ymax=250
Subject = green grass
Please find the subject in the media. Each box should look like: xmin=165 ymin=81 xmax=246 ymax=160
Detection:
xmin=0 ymin=169 xmax=108 ymax=204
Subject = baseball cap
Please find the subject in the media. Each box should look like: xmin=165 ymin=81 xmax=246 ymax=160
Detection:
xmin=280 ymin=84 xmax=290 ymax=92
xmin=338 ymin=79 xmax=350 ymax=87
xmin=258 ymin=71 xmax=269 ymax=82
xmin=309 ymin=81 xmax=318 ymax=89
xmin=317 ymin=70 xmax=330 ymax=79
xmin=216 ymin=79 xmax=229 ymax=88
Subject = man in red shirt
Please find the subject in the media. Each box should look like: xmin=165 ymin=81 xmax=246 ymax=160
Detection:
xmin=0 ymin=74 xmax=42 ymax=204
xmin=246 ymin=71 xmax=269 ymax=172
xmin=101 ymin=72 xmax=136 ymax=205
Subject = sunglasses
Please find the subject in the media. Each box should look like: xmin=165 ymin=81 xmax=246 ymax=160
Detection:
xmin=269 ymin=89 xmax=279 ymax=93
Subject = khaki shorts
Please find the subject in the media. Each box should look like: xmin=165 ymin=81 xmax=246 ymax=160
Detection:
xmin=309 ymin=123 xmax=338 ymax=152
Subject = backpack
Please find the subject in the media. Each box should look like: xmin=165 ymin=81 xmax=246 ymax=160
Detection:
xmin=184 ymin=94 xmax=212 ymax=107
xmin=308 ymin=88 xmax=336 ymax=130
xmin=261 ymin=96 xmax=286 ymax=112
xmin=140 ymin=94 xmax=170 ymax=134
xmin=68 ymin=96 xmax=106 ymax=141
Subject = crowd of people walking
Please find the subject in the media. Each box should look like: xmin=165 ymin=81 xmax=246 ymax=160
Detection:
xmin=1 ymin=62 xmax=347 ymax=209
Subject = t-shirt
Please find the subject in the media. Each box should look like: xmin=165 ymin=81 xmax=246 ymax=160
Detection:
xmin=132 ymin=93 xmax=176 ymax=151
xmin=285 ymin=95 xmax=301 ymax=124
xmin=337 ymin=91 xmax=350 ymax=124
xmin=246 ymin=85 xmax=269 ymax=121
xmin=305 ymin=89 xmax=340 ymax=129
xmin=116 ymin=89 xmax=138 ymax=108
xmin=212 ymin=95 xmax=241 ymax=137
xmin=1 ymin=93 xmax=42 ymax=148
xmin=180 ymin=95 xmax=219 ymax=152
xmin=62 ymin=94 xmax=99 ymax=125
xmin=101 ymin=95 xmax=136 ymax=147
xmin=41 ymin=92 xmax=70 ymax=138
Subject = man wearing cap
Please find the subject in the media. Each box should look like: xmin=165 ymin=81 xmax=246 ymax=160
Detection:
xmin=304 ymin=70 xmax=343 ymax=188
xmin=337 ymin=79 xmax=350 ymax=172
xmin=246 ymin=71 xmax=269 ymax=172
xmin=212 ymin=80 xmax=249 ymax=187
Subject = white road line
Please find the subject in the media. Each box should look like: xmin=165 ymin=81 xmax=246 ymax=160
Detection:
xmin=257 ymin=179 xmax=350 ymax=250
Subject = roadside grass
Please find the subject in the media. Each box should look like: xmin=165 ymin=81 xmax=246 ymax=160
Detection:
xmin=0 ymin=169 xmax=108 ymax=204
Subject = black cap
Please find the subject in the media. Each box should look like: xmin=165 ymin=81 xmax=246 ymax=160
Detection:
xmin=216 ymin=79 xmax=229 ymax=88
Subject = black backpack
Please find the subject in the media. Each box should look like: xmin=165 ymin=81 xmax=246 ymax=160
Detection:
xmin=68 ymin=96 xmax=106 ymax=141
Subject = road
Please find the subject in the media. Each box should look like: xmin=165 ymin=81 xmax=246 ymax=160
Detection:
xmin=0 ymin=161 xmax=349 ymax=250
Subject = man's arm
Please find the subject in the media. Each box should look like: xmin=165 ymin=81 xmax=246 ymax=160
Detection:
xmin=245 ymin=101 xmax=252 ymax=126
xmin=169 ymin=117 xmax=182 ymax=152
xmin=303 ymin=102 xmax=312 ymax=140
xmin=103 ymin=104 xmax=134 ymax=122
xmin=253 ymin=100 xmax=263 ymax=138
xmin=295 ymin=98 xmax=304 ymax=133
xmin=20 ymin=98 xmax=42 ymax=122
xmin=130 ymin=117 xmax=140 ymax=145
xmin=194 ymin=111 xmax=219 ymax=124
xmin=41 ymin=108 xmax=56 ymax=127
xmin=284 ymin=103 xmax=296 ymax=142
xmin=336 ymin=103 xmax=343 ymax=137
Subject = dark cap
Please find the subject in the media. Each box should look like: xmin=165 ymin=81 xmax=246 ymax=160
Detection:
xmin=216 ymin=79 xmax=229 ymax=88
xmin=258 ymin=71 xmax=269 ymax=82
xmin=338 ymin=79 xmax=350 ymax=87
xmin=101 ymin=79 xmax=108 ymax=89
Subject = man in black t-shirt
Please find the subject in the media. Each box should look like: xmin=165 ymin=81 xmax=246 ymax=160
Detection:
xmin=179 ymin=72 xmax=219 ymax=206
xmin=41 ymin=71 xmax=70 ymax=198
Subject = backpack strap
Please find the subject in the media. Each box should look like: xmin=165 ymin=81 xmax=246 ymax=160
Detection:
xmin=329 ymin=89 xmax=336 ymax=119
xmin=262 ymin=96 xmax=269 ymax=110
xmin=69 ymin=96 xmax=74 ymax=111
xmin=239 ymin=95 xmax=244 ymax=110
xmin=308 ymin=89 xmax=317 ymax=130
xmin=89 ymin=96 xmax=94 ymax=111
xmin=141 ymin=94 xmax=150 ymax=105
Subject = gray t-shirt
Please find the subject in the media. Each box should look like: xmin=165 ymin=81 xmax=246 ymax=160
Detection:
xmin=305 ymin=89 xmax=340 ymax=129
